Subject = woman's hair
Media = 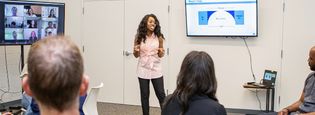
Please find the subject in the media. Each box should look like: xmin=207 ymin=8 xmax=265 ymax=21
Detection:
xmin=135 ymin=14 xmax=164 ymax=44
xmin=163 ymin=51 xmax=218 ymax=115
xmin=28 ymin=20 xmax=37 ymax=28
xmin=50 ymin=9 xmax=54 ymax=14
xmin=27 ymin=8 xmax=33 ymax=15
xmin=49 ymin=9 xmax=55 ymax=17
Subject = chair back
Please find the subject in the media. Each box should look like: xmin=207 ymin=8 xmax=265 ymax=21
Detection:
xmin=82 ymin=82 xmax=104 ymax=115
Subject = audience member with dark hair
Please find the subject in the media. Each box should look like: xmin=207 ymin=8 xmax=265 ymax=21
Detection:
xmin=22 ymin=36 xmax=89 ymax=115
xmin=162 ymin=51 xmax=227 ymax=115
xmin=45 ymin=21 xmax=54 ymax=29
xmin=29 ymin=31 xmax=38 ymax=42
xmin=48 ymin=9 xmax=56 ymax=18
xmin=44 ymin=21 xmax=55 ymax=37
xmin=10 ymin=21 xmax=23 ymax=28
xmin=11 ymin=21 xmax=17 ymax=28
xmin=27 ymin=8 xmax=37 ymax=17
xmin=28 ymin=20 xmax=37 ymax=28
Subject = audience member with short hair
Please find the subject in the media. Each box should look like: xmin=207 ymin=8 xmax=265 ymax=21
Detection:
xmin=262 ymin=46 xmax=315 ymax=115
xmin=22 ymin=36 xmax=89 ymax=115
xmin=162 ymin=51 xmax=227 ymax=115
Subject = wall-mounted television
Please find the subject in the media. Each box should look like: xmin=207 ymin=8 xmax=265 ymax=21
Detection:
xmin=0 ymin=1 xmax=65 ymax=45
xmin=185 ymin=0 xmax=258 ymax=37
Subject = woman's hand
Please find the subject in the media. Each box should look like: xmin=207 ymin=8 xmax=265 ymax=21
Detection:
xmin=158 ymin=48 xmax=164 ymax=53
xmin=133 ymin=45 xmax=141 ymax=58
xmin=134 ymin=45 xmax=140 ymax=52
xmin=157 ymin=48 xmax=165 ymax=57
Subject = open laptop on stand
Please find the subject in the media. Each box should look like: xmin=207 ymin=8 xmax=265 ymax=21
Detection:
xmin=262 ymin=70 xmax=277 ymax=88
xmin=247 ymin=70 xmax=277 ymax=88
xmin=250 ymin=70 xmax=277 ymax=87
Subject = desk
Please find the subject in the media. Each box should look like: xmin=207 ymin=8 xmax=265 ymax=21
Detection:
xmin=243 ymin=84 xmax=275 ymax=112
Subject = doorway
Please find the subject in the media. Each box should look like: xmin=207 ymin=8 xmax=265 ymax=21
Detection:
xmin=82 ymin=0 xmax=169 ymax=107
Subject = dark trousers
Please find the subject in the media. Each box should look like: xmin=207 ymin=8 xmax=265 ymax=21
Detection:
xmin=138 ymin=77 xmax=166 ymax=115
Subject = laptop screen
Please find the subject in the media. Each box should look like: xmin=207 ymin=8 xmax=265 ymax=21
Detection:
xmin=264 ymin=72 xmax=276 ymax=80
xmin=263 ymin=70 xmax=277 ymax=87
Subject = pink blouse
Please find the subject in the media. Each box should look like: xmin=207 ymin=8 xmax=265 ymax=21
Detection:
xmin=136 ymin=34 xmax=162 ymax=79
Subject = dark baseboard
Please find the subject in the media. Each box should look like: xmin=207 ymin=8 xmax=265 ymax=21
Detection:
xmin=226 ymin=108 xmax=274 ymax=114
xmin=0 ymin=99 xmax=21 ymax=110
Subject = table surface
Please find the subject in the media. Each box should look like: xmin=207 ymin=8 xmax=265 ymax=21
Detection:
xmin=243 ymin=84 xmax=274 ymax=89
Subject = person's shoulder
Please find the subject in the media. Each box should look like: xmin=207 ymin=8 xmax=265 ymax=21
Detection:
xmin=158 ymin=36 xmax=164 ymax=43
xmin=188 ymin=95 xmax=227 ymax=115
xmin=191 ymin=97 xmax=224 ymax=108
xmin=306 ymin=72 xmax=315 ymax=81
xmin=162 ymin=95 xmax=181 ymax=115
xmin=308 ymin=72 xmax=315 ymax=77
xmin=158 ymin=36 xmax=164 ymax=40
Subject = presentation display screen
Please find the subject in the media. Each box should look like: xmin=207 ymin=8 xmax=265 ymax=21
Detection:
xmin=185 ymin=0 xmax=257 ymax=37
xmin=0 ymin=1 xmax=65 ymax=45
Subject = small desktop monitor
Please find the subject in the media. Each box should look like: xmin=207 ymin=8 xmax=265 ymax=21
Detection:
xmin=0 ymin=1 xmax=65 ymax=45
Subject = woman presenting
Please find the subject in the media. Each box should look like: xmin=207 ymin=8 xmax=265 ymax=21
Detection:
xmin=133 ymin=14 xmax=166 ymax=115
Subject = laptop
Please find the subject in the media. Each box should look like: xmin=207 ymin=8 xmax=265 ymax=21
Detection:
xmin=262 ymin=70 xmax=277 ymax=87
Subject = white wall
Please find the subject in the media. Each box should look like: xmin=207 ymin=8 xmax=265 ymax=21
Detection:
xmin=0 ymin=46 xmax=22 ymax=102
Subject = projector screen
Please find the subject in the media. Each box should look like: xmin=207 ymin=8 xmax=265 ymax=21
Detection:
xmin=185 ymin=0 xmax=258 ymax=37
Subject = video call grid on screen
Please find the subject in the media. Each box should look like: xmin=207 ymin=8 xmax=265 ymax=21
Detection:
xmin=0 ymin=1 xmax=65 ymax=45
xmin=185 ymin=0 xmax=257 ymax=37
xmin=264 ymin=72 xmax=276 ymax=81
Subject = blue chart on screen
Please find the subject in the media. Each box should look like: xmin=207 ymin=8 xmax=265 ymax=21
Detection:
xmin=198 ymin=10 xmax=244 ymax=25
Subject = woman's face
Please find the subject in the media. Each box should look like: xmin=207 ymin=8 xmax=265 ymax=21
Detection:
xmin=29 ymin=9 xmax=33 ymax=14
xmin=31 ymin=20 xmax=35 ymax=25
xmin=146 ymin=17 xmax=156 ymax=32
xmin=31 ymin=31 xmax=36 ymax=37
xmin=48 ymin=22 xmax=53 ymax=27
xmin=12 ymin=7 xmax=17 ymax=16
xmin=50 ymin=9 xmax=54 ymax=15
